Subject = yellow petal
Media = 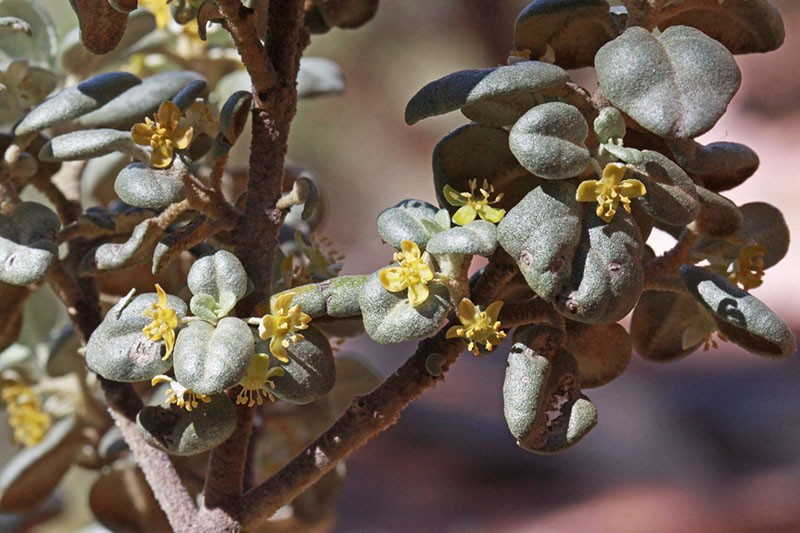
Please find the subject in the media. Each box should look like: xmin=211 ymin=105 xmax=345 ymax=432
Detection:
xmin=479 ymin=205 xmax=506 ymax=224
xmin=457 ymin=298 xmax=480 ymax=325
xmin=619 ymin=178 xmax=646 ymax=198
xmin=380 ymin=267 xmax=408 ymax=292
xmin=400 ymin=240 xmax=420 ymax=260
xmin=416 ymin=260 xmax=434 ymax=283
xmin=259 ymin=315 xmax=278 ymax=340
xmin=443 ymin=184 xmax=467 ymax=207
xmin=162 ymin=329 xmax=175 ymax=360
xmin=576 ymin=180 xmax=602 ymax=202
xmin=446 ymin=325 xmax=462 ymax=339
xmin=272 ymin=292 xmax=295 ymax=314
xmin=602 ymin=162 xmax=627 ymax=184
xmin=173 ymin=124 xmax=194 ymax=150
xmin=269 ymin=336 xmax=289 ymax=363
xmin=407 ymin=282 xmax=429 ymax=307
xmin=484 ymin=300 xmax=504 ymax=322
xmin=157 ymin=100 xmax=181 ymax=131
xmin=452 ymin=205 xmax=477 ymax=226
xmin=150 ymin=144 xmax=173 ymax=168
xmin=131 ymin=123 xmax=154 ymax=145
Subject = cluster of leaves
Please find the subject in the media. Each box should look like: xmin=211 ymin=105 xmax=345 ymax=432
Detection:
xmin=0 ymin=0 xmax=795 ymax=530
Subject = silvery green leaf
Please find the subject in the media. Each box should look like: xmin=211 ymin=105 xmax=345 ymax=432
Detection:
xmin=668 ymin=140 xmax=759 ymax=192
xmin=555 ymin=207 xmax=645 ymax=323
xmin=593 ymin=106 xmax=626 ymax=143
xmin=680 ymin=265 xmax=796 ymax=358
xmin=692 ymin=186 xmax=742 ymax=238
xmin=359 ymin=272 xmax=450 ymax=345
xmin=509 ymin=102 xmax=591 ymax=180
xmin=426 ymin=220 xmax=497 ymax=256
xmin=298 ymin=56 xmax=344 ymax=98
xmin=137 ymin=393 xmax=236 ymax=456
xmin=432 ymin=124 xmax=538 ymax=216
xmin=277 ymin=275 xmax=366 ymax=319
xmin=0 ymin=0 xmax=58 ymax=67
xmin=113 ymin=161 xmax=187 ymax=210
xmin=629 ymin=150 xmax=699 ymax=225
xmin=82 ymin=219 xmax=163 ymax=273
xmin=503 ymin=337 xmax=596 ymax=454
xmin=498 ymin=181 xmax=582 ymax=301
xmin=214 ymin=89 xmax=252 ymax=157
xmin=658 ymin=0 xmax=784 ymax=54
xmin=564 ymin=320 xmax=631 ymax=388
xmin=171 ymin=79 xmax=208 ymax=111
xmin=0 ymin=201 xmax=60 ymax=286
xmin=405 ymin=61 xmax=569 ymax=126
xmin=0 ymin=417 xmax=85 ymax=513
xmin=376 ymin=199 xmax=440 ymax=249
xmin=264 ymin=326 xmax=335 ymax=404
xmin=189 ymin=294 xmax=220 ymax=323
xmin=630 ymin=290 xmax=708 ymax=362
xmin=14 ymin=71 xmax=141 ymax=135
xmin=85 ymin=291 xmax=187 ymax=381
xmin=596 ymin=25 xmax=741 ymax=139
xmin=173 ymin=318 xmax=254 ymax=395
xmin=186 ymin=250 xmax=248 ymax=317
xmin=514 ymin=0 xmax=617 ymax=68
xmin=78 ymin=71 xmax=204 ymax=129
xmin=39 ymin=128 xmax=139 ymax=162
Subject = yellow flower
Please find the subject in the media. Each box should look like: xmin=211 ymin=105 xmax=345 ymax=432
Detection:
xmin=727 ymin=243 xmax=766 ymax=291
xmin=142 ymin=284 xmax=178 ymax=360
xmin=576 ymin=162 xmax=646 ymax=223
xmin=151 ymin=375 xmax=211 ymax=411
xmin=443 ymin=179 xmax=506 ymax=226
xmin=236 ymin=353 xmax=285 ymax=407
xmin=446 ymin=298 xmax=507 ymax=355
xmin=259 ymin=292 xmax=312 ymax=363
xmin=138 ymin=0 xmax=173 ymax=29
xmin=131 ymin=100 xmax=194 ymax=168
xmin=379 ymin=240 xmax=435 ymax=307
xmin=1 ymin=380 xmax=51 ymax=447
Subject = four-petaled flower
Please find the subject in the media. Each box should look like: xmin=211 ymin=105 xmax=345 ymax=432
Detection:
xmin=443 ymin=179 xmax=506 ymax=226
xmin=131 ymin=100 xmax=194 ymax=168
xmin=446 ymin=298 xmax=506 ymax=355
xmin=576 ymin=162 xmax=646 ymax=223
xmin=142 ymin=284 xmax=178 ymax=360
xmin=151 ymin=375 xmax=211 ymax=411
xmin=727 ymin=243 xmax=766 ymax=290
xmin=259 ymin=292 xmax=312 ymax=363
xmin=379 ymin=240 xmax=435 ymax=307
xmin=236 ymin=353 xmax=285 ymax=407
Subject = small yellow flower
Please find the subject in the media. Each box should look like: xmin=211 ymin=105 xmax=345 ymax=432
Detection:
xmin=236 ymin=353 xmax=285 ymax=407
xmin=727 ymin=243 xmax=766 ymax=291
xmin=259 ymin=293 xmax=312 ymax=363
xmin=379 ymin=240 xmax=435 ymax=307
xmin=142 ymin=284 xmax=178 ymax=360
xmin=443 ymin=179 xmax=506 ymax=226
xmin=151 ymin=375 xmax=211 ymax=411
xmin=576 ymin=162 xmax=647 ymax=223
xmin=131 ymin=100 xmax=194 ymax=168
xmin=1 ymin=380 xmax=51 ymax=447
xmin=446 ymin=298 xmax=507 ymax=355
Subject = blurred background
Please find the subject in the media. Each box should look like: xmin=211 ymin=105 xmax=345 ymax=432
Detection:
xmin=6 ymin=1 xmax=800 ymax=531
xmin=286 ymin=2 xmax=800 ymax=531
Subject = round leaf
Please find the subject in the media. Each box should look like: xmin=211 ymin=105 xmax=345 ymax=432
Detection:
xmin=376 ymin=199 xmax=440 ymax=249
xmin=186 ymin=250 xmax=248 ymax=316
xmin=265 ymin=326 xmax=335 ymax=405
xmin=564 ymin=320 xmax=632 ymax=387
xmin=425 ymin=220 xmax=497 ymax=256
xmin=596 ymin=25 xmax=741 ymax=139
xmin=509 ymin=102 xmax=590 ymax=180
